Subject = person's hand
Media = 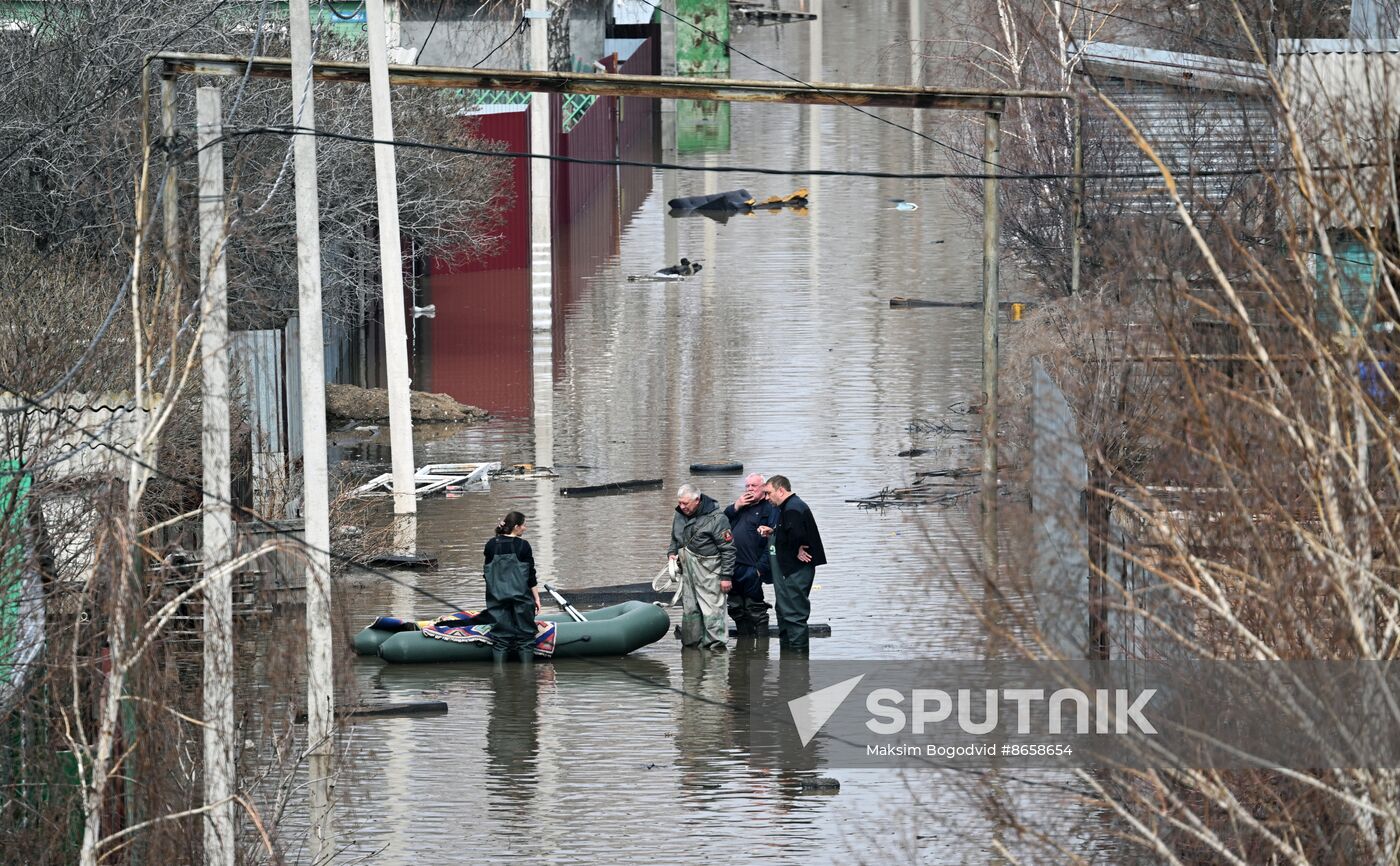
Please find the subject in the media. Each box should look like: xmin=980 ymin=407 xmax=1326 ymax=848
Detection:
xmin=757 ymin=525 xmax=773 ymax=538
xmin=736 ymin=491 xmax=756 ymax=508
xmin=720 ymin=579 xmax=732 ymax=592
xmin=798 ymin=546 xmax=812 ymax=564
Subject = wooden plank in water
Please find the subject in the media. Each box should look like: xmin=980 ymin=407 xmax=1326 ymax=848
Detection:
xmin=558 ymin=582 xmax=667 ymax=604
xmin=360 ymin=552 xmax=439 ymax=570
xmin=889 ymin=297 xmax=1031 ymax=310
xmin=673 ymin=623 xmax=833 ymax=639
xmin=296 ymin=701 xmax=449 ymax=722
xmin=559 ymin=478 xmax=664 ymax=497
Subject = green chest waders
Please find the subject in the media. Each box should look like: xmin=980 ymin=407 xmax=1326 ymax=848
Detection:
xmin=769 ymin=536 xmax=814 ymax=651
xmin=485 ymin=546 xmax=535 ymax=653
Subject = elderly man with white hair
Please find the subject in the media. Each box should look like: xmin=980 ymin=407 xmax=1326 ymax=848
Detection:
xmin=667 ymin=483 xmax=737 ymax=650
xmin=723 ymin=473 xmax=778 ymax=636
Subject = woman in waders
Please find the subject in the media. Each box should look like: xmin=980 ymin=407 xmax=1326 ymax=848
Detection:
xmin=482 ymin=511 xmax=543 ymax=662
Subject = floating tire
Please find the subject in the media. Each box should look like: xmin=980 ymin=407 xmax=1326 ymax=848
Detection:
xmin=689 ymin=461 xmax=744 ymax=474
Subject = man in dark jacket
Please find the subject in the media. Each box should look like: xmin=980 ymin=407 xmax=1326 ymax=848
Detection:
xmin=724 ymin=473 xmax=778 ymax=636
xmin=668 ymin=484 xmax=736 ymax=649
xmin=760 ymin=475 xmax=827 ymax=652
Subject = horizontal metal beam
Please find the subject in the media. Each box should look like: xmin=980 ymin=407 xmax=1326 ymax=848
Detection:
xmin=151 ymin=52 xmax=1068 ymax=110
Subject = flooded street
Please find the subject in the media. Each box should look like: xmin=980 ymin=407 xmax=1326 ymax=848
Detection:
xmin=332 ymin=2 xmax=1084 ymax=861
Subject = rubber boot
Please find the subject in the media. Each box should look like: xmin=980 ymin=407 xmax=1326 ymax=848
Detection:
xmin=773 ymin=564 xmax=814 ymax=652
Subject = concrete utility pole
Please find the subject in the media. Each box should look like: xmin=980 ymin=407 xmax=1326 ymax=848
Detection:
xmin=366 ymin=0 xmax=419 ymax=518
xmin=161 ymin=76 xmax=180 ymax=297
xmin=527 ymin=0 xmax=554 ymax=471
xmin=286 ymin=0 xmax=336 ymax=856
xmin=660 ymin=0 xmax=677 ymax=150
xmin=1070 ymin=99 xmax=1083 ymax=296
xmin=981 ymin=110 xmax=1002 ymax=586
xmin=195 ymin=85 xmax=234 ymax=866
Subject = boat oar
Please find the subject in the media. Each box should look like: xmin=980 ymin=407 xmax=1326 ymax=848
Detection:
xmin=541 ymin=583 xmax=586 ymax=623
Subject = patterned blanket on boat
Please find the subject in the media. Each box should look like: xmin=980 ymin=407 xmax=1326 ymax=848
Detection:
xmin=369 ymin=611 xmax=557 ymax=657
xmin=367 ymin=612 xmax=473 ymax=632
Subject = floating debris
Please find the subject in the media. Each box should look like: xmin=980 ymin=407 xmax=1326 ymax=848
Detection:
xmin=673 ymin=623 xmax=833 ymax=639
xmin=914 ymin=467 xmax=981 ymax=480
xmin=690 ymin=461 xmax=744 ymax=474
xmin=846 ymin=479 xmax=978 ymax=509
xmin=906 ymin=418 xmax=971 ymax=436
xmin=668 ymin=188 xmax=808 ymax=219
xmin=896 ymin=448 xmax=929 ymax=457
xmin=628 ymin=258 xmax=703 ymax=281
xmin=359 ymin=552 xmax=439 ymax=570
xmin=798 ymin=776 xmax=841 ymax=790
xmin=490 ymin=463 xmax=559 ymax=480
xmin=889 ymin=297 xmax=1030 ymax=311
xmin=352 ymin=462 xmax=501 ymax=497
xmin=560 ymin=478 xmax=664 ymax=497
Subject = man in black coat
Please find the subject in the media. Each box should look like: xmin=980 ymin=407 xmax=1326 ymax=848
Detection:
xmin=724 ymin=473 xmax=778 ymax=636
xmin=760 ymin=475 xmax=827 ymax=652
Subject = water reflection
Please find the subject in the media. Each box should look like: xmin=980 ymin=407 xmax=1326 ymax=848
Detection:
xmin=484 ymin=664 xmax=545 ymax=830
xmin=676 ymin=648 xmax=733 ymax=790
xmin=323 ymin=0 xmax=1092 ymax=860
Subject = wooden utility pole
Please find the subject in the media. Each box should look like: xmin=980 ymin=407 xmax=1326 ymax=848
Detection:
xmin=366 ymin=0 xmax=419 ymax=518
xmin=286 ymin=0 xmax=336 ymax=856
xmin=981 ymin=109 xmax=1002 ymax=587
xmin=195 ymin=85 xmax=234 ymax=866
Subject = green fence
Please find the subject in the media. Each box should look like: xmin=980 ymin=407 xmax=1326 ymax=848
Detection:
xmin=459 ymin=89 xmax=599 ymax=134
xmin=1315 ymin=239 xmax=1377 ymax=337
xmin=561 ymin=93 xmax=598 ymax=133
xmin=0 ymin=461 xmax=31 ymax=696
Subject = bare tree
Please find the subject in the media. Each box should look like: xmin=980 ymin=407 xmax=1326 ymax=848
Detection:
xmin=898 ymin=0 xmax=1400 ymax=861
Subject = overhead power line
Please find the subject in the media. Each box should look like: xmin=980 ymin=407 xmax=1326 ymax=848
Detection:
xmin=221 ymin=124 xmax=1347 ymax=183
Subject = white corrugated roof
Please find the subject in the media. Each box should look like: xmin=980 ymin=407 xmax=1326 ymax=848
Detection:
xmin=1074 ymin=41 xmax=1269 ymax=94
xmin=1277 ymin=38 xmax=1400 ymax=55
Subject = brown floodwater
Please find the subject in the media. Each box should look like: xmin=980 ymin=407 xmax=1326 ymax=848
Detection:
xmin=315 ymin=2 xmax=1107 ymax=861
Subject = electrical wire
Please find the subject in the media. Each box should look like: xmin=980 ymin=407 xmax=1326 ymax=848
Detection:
xmin=470 ymin=16 xmax=525 ymax=68
xmin=227 ymin=0 xmax=274 ymax=124
xmin=220 ymin=123 xmax=1352 ymax=183
xmin=323 ymin=0 xmax=366 ymax=21
xmin=418 ymin=0 xmax=448 ymax=56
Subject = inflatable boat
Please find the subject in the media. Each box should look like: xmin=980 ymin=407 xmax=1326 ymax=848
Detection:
xmin=353 ymin=600 xmax=671 ymax=663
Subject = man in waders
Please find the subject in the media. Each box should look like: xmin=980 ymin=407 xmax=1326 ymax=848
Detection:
xmin=668 ymin=484 xmax=736 ymax=650
xmin=724 ymin=473 xmax=778 ymax=636
xmin=759 ymin=476 xmax=826 ymax=652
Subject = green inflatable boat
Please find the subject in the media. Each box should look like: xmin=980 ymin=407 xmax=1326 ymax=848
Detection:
xmin=354 ymin=601 xmax=671 ymax=663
